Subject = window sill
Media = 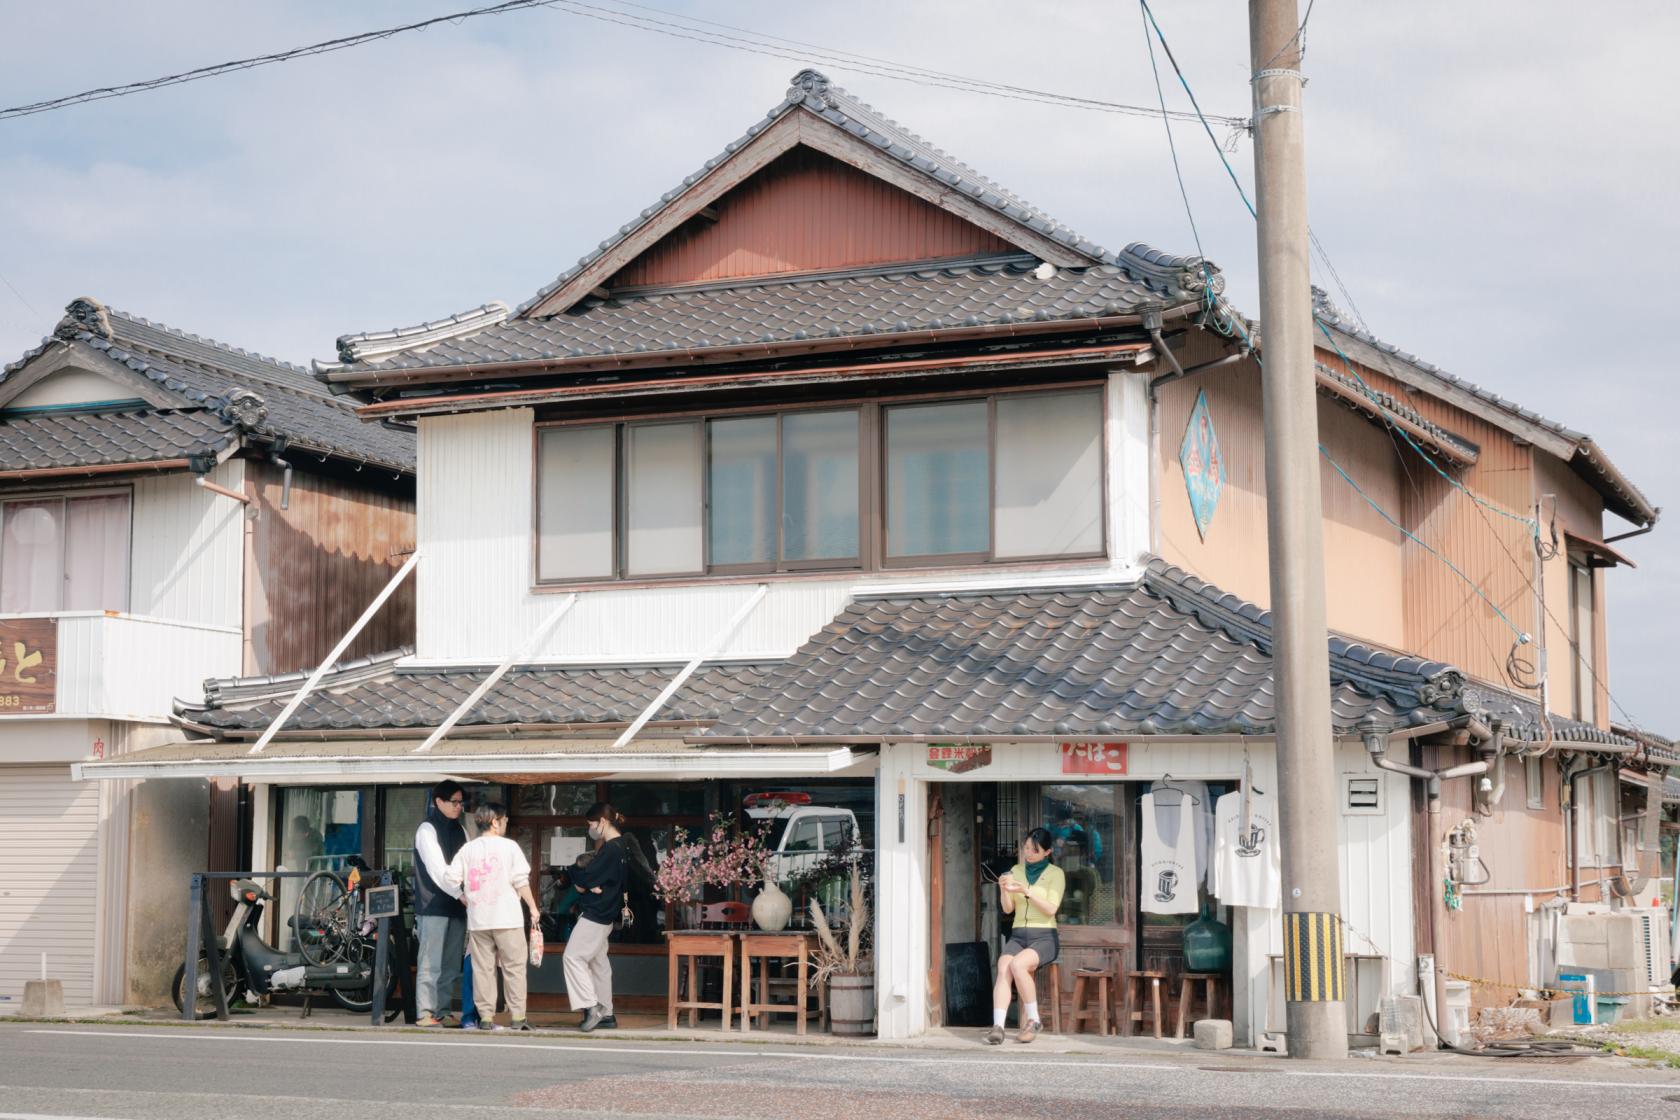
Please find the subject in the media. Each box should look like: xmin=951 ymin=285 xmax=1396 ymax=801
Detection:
xmin=530 ymin=553 xmax=1123 ymax=595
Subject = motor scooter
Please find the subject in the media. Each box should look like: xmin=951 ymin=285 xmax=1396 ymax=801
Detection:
xmin=172 ymin=875 xmax=396 ymax=1019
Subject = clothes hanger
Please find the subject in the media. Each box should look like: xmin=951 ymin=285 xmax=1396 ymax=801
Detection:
xmin=1152 ymin=773 xmax=1202 ymax=806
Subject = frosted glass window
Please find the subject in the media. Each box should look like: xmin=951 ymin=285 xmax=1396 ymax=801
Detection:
xmin=885 ymin=400 xmax=988 ymax=558
xmin=1 ymin=499 xmax=65 ymax=612
xmin=995 ymin=390 xmax=1103 ymax=558
xmin=538 ymin=426 xmax=615 ymax=580
xmin=625 ymin=422 xmax=702 ymax=576
xmin=1570 ymin=563 xmax=1595 ymax=724
xmin=64 ymin=493 xmax=130 ymax=611
xmin=708 ymin=416 xmax=776 ymax=567
xmin=781 ymin=410 xmax=859 ymax=562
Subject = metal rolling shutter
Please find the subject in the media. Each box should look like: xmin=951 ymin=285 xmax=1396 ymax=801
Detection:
xmin=0 ymin=765 xmax=99 ymax=1006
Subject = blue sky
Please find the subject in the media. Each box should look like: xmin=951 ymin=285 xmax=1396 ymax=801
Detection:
xmin=2 ymin=1 xmax=1674 ymax=730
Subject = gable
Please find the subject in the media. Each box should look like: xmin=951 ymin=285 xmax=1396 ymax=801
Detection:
xmin=6 ymin=365 xmax=143 ymax=412
xmin=609 ymin=147 xmax=1013 ymax=290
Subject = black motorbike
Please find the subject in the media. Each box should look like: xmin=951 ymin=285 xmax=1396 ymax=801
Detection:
xmin=171 ymin=867 xmax=398 ymax=1019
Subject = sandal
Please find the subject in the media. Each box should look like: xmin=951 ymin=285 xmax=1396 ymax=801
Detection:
xmin=1016 ymin=1020 xmax=1041 ymax=1044
xmin=983 ymin=1025 xmax=1006 ymax=1045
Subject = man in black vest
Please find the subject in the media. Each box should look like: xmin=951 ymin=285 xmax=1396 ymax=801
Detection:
xmin=413 ymin=780 xmax=468 ymax=1026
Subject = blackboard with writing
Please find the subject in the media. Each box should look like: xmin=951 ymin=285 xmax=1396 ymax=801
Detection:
xmin=943 ymin=940 xmax=993 ymax=1027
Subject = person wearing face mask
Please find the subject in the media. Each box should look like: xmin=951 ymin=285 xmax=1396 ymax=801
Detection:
xmin=564 ymin=802 xmax=627 ymax=1032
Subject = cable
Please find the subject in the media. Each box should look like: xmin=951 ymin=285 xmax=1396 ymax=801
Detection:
xmin=1138 ymin=2 xmax=1206 ymax=263
xmin=0 ymin=0 xmax=558 ymax=121
xmin=1139 ymin=0 xmax=1257 ymax=218
xmin=0 ymin=0 xmax=1248 ymax=127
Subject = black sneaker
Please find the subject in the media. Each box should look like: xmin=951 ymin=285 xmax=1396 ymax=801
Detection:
xmin=580 ymin=1008 xmax=607 ymax=1033
xmin=594 ymin=1014 xmax=618 ymax=1030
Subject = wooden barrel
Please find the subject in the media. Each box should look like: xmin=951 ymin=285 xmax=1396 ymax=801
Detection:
xmin=828 ymin=973 xmax=875 ymax=1036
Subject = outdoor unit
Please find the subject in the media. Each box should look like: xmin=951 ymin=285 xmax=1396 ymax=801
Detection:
xmin=1628 ymin=908 xmax=1672 ymax=990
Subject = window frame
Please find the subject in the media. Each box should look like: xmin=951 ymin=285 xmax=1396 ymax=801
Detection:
xmin=1567 ymin=556 xmax=1596 ymax=724
xmin=0 ymin=485 xmax=134 ymax=615
xmin=532 ymin=381 xmax=1109 ymax=589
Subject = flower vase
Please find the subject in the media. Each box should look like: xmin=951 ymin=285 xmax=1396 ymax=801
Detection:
xmin=751 ymin=880 xmax=792 ymax=931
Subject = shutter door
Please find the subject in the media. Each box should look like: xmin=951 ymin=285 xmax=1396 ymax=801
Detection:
xmin=0 ymin=765 xmax=100 ymax=1006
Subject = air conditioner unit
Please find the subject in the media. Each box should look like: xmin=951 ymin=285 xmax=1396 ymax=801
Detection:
xmin=1629 ymin=908 xmax=1672 ymax=990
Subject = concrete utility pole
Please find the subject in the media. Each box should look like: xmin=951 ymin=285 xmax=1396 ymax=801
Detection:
xmin=1248 ymin=0 xmax=1348 ymax=1060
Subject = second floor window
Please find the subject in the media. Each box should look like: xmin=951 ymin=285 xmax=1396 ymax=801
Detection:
xmin=0 ymin=491 xmax=131 ymax=613
xmin=1569 ymin=559 xmax=1596 ymax=724
xmin=535 ymin=386 xmax=1105 ymax=584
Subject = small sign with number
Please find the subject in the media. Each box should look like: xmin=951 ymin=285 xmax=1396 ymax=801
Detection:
xmin=0 ymin=618 xmax=56 ymax=714
xmin=1061 ymin=741 xmax=1128 ymax=775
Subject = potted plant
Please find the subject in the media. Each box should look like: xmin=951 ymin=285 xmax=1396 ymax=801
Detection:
xmin=809 ymin=864 xmax=873 ymax=1035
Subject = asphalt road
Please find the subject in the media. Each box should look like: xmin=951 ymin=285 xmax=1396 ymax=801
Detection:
xmin=3 ymin=1023 xmax=1680 ymax=1119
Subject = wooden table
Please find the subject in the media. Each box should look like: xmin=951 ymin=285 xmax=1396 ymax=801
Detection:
xmin=738 ymin=931 xmax=821 ymax=1035
xmin=665 ymin=931 xmax=736 ymax=1030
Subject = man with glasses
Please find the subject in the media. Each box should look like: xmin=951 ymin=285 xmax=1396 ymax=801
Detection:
xmin=413 ymin=780 xmax=469 ymax=1026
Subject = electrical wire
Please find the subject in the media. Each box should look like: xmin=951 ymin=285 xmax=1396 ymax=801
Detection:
xmin=1138 ymin=1 xmax=1206 ymax=263
xmin=0 ymin=0 xmax=1248 ymax=128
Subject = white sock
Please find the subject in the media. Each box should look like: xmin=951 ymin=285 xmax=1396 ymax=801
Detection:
xmin=1025 ymin=1002 xmax=1039 ymax=1024
xmin=993 ymin=1007 xmax=1007 ymax=1028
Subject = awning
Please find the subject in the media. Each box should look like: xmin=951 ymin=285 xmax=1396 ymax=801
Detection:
xmin=1566 ymin=530 xmax=1636 ymax=570
xmin=74 ymin=737 xmax=865 ymax=782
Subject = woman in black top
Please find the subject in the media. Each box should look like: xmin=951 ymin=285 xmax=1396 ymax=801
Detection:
xmin=564 ymin=802 xmax=627 ymax=1032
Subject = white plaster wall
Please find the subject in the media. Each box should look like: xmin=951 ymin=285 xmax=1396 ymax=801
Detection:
xmin=130 ymin=459 xmax=246 ymax=630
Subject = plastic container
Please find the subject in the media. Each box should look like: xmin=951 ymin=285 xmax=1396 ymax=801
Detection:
xmin=1441 ymin=980 xmax=1472 ymax=1046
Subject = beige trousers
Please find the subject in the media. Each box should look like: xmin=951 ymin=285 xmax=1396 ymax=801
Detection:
xmin=468 ymin=926 xmax=528 ymax=1023
xmin=563 ymin=916 xmax=614 ymax=1013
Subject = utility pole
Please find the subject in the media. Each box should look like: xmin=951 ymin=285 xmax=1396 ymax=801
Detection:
xmin=1249 ymin=0 xmax=1348 ymax=1060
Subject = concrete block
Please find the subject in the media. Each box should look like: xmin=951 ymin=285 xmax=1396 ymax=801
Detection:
xmin=1193 ymin=1019 xmax=1233 ymax=1050
xmin=1258 ymin=1031 xmax=1288 ymax=1055
xmin=21 ymin=980 xmax=63 ymax=1019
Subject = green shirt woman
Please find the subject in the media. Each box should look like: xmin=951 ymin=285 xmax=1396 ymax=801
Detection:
xmin=986 ymin=827 xmax=1064 ymax=1045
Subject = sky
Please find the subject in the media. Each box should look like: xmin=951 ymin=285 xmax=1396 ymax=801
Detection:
xmin=1 ymin=1 xmax=1675 ymax=730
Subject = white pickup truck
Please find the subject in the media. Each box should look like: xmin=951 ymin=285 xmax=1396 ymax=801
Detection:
xmin=744 ymin=792 xmax=860 ymax=885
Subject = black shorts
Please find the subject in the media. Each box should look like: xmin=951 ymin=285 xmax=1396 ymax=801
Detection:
xmin=1002 ymin=927 xmax=1059 ymax=967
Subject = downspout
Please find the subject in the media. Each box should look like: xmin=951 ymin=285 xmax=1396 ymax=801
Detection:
xmin=1476 ymin=722 xmax=1507 ymax=817
xmin=1363 ymin=721 xmax=1492 ymax=1048
xmin=270 ymin=438 xmax=294 ymax=511
xmin=1603 ymin=520 xmax=1657 ymax=546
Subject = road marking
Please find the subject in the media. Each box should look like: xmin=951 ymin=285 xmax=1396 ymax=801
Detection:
xmin=20 ymin=1028 xmax=1677 ymax=1093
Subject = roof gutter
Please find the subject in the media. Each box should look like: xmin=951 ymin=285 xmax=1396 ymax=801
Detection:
xmin=0 ymin=457 xmax=192 ymax=482
xmin=355 ymin=340 xmax=1155 ymax=419
xmin=330 ymin=301 xmax=1203 ymax=392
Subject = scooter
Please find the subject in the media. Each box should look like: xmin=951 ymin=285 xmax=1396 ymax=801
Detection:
xmin=172 ymin=876 xmax=397 ymax=1019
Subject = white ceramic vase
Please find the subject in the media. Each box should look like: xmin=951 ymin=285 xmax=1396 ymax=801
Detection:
xmin=751 ymin=880 xmax=792 ymax=931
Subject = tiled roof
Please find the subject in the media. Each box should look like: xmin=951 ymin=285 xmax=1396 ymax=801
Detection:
xmin=0 ymin=407 xmax=233 ymax=472
xmin=176 ymin=647 xmax=771 ymax=737
xmin=1315 ymin=361 xmax=1479 ymax=463
xmin=1 ymin=299 xmax=414 ymax=474
xmin=1614 ymin=722 xmax=1680 ymax=766
xmin=1312 ymin=288 xmax=1655 ymax=526
xmin=515 ymin=69 xmax=1131 ymax=319
xmin=699 ymin=560 xmax=1638 ymax=748
xmin=330 ymin=255 xmax=1205 ymax=374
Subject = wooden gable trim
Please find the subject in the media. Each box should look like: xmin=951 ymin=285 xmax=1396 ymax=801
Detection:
xmin=791 ymin=115 xmax=1087 ymax=270
xmin=0 ymin=341 xmax=184 ymax=413
xmin=521 ymin=107 xmax=1094 ymax=320
xmin=1318 ymin=328 xmax=1576 ymax=460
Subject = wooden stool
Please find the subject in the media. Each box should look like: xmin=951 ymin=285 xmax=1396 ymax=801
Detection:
xmin=664 ymin=931 xmax=735 ymax=1030
xmin=1019 ymin=960 xmax=1061 ymax=1033
xmin=1175 ymin=972 xmax=1229 ymax=1039
xmin=1067 ymin=966 xmax=1112 ymax=1036
xmin=1120 ymin=969 xmax=1166 ymax=1039
xmin=738 ymin=932 xmax=822 ymax=1036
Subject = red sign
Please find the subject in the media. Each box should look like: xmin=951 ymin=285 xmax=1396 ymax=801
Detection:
xmin=1061 ymin=741 xmax=1128 ymax=775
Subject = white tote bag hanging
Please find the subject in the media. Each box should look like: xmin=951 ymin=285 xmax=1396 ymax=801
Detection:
xmin=1140 ymin=791 xmax=1200 ymax=915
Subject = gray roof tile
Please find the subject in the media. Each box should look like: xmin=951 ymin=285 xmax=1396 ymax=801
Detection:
xmin=335 ymin=255 xmax=1195 ymax=373
xmin=0 ymin=408 xmax=233 ymax=472
xmin=2 ymin=299 xmax=414 ymax=474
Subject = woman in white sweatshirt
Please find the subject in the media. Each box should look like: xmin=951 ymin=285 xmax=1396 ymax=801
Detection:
xmin=443 ymin=802 xmax=539 ymax=1031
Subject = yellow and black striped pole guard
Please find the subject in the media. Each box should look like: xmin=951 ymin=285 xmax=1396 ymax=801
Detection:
xmin=1283 ymin=911 xmax=1345 ymax=1002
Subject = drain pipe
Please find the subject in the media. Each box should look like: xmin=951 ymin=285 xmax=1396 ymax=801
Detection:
xmin=1476 ymin=723 xmax=1508 ymax=817
xmin=1363 ymin=722 xmax=1492 ymax=1047
xmin=270 ymin=439 xmax=294 ymax=511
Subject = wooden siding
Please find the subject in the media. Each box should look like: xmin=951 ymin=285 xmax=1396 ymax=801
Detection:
xmin=610 ymin=147 xmax=1012 ymax=289
xmin=130 ymin=460 xmax=246 ymax=630
xmin=1535 ymin=454 xmax=1610 ymax=727
xmin=243 ymin=459 xmax=416 ymax=676
xmin=1154 ymin=341 xmax=1406 ymax=650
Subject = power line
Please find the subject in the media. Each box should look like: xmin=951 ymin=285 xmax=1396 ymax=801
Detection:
xmin=0 ymin=0 xmax=1249 ymax=129
xmin=0 ymin=1 xmax=555 ymax=121
xmin=1138 ymin=1 xmax=1206 ymax=263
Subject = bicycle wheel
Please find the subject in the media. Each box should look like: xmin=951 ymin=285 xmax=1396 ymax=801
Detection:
xmin=295 ymin=870 xmax=352 ymax=966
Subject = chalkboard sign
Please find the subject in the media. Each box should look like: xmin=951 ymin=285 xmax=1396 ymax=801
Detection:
xmin=364 ymin=884 xmax=401 ymax=922
xmin=944 ymin=941 xmax=993 ymax=1027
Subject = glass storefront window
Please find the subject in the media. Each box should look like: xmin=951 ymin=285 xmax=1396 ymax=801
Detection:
xmin=1039 ymin=783 xmax=1122 ymax=926
xmin=607 ymin=782 xmax=706 ymax=819
xmin=275 ymin=787 xmax=364 ymax=949
xmin=516 ymin=782 xmax=599 ymax=818
xmin=380 ymin=787 xmax=429 ymax=881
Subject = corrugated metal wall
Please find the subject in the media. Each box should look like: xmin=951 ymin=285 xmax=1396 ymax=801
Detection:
xmin=129 ymin=460 xmax=245 ymax=630
xmin=611 ymin=147 xmax=1012 ymax=289
xmin=244 ymin=459 xmax=416 ymax=676
xmin=56 ymin=614 xmax=240 ymax=716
